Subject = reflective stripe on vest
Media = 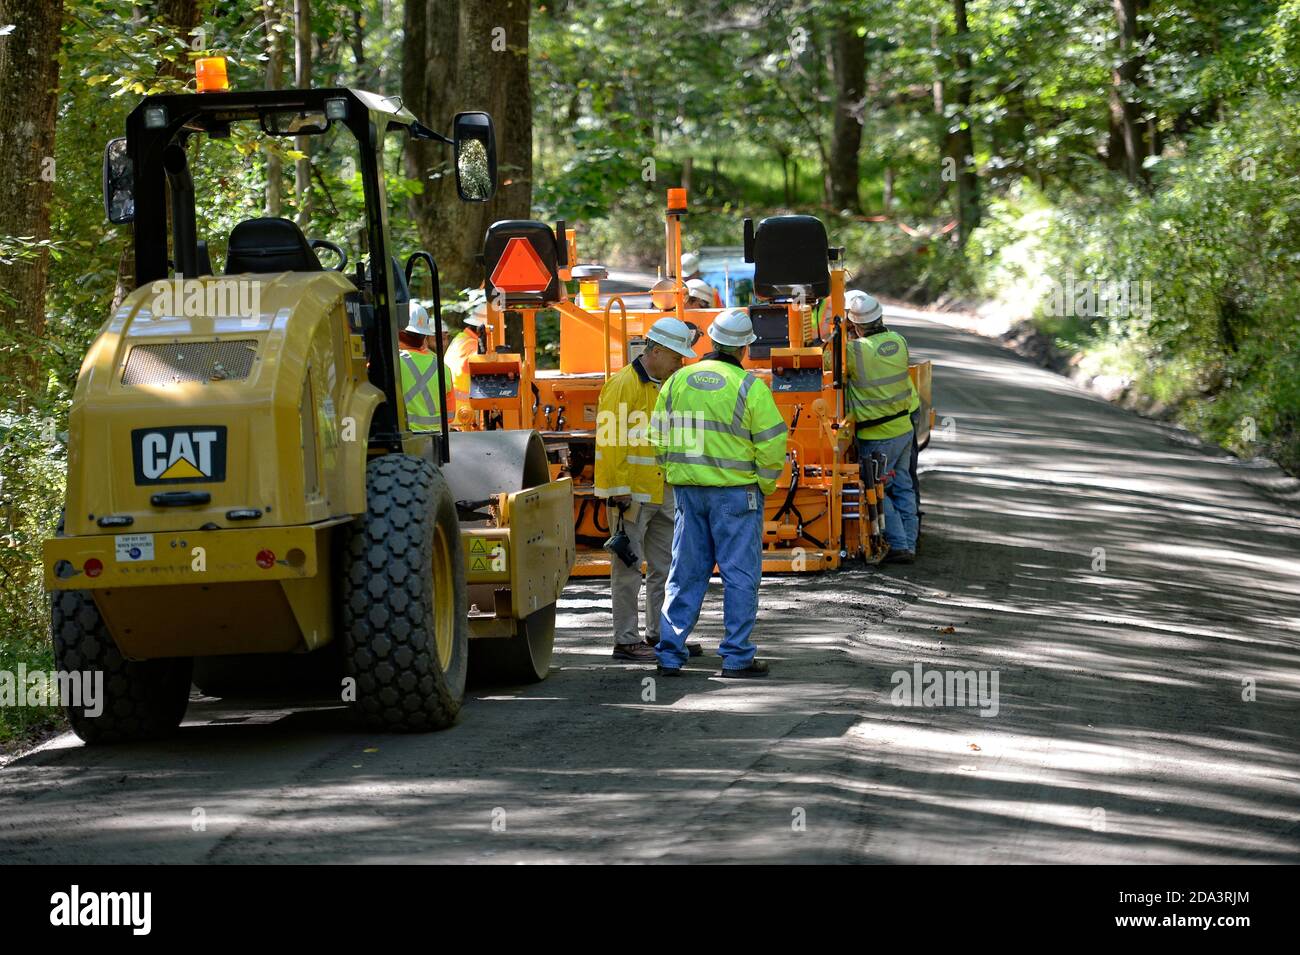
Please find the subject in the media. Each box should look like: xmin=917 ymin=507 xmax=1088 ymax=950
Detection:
xmin=652 ymin=360 xmax=787 ymax=488
xmin=400 ymin=350 xmax=442 ymax=433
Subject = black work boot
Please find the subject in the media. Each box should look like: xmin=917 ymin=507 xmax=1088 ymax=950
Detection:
xmin=719 ymin=659 xmax=770 ymax=679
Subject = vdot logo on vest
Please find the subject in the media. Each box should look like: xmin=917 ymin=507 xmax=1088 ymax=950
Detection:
xmin=686 ymin=370 xmax=726 ymax=391
xmin=49 ymin=886 xmax=151 ymax=935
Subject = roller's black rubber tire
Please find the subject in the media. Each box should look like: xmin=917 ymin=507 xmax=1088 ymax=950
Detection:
xmin=469 ymin=603 xmax=557 ymax=686
xmin=338 ymin=454 xmax=468 ymax=731
xmin=51 ymin=590 xmax=193 ymax=744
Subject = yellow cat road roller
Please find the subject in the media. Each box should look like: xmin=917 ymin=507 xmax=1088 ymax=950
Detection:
xmin=42 ymin=75 xmax=574 ymax=744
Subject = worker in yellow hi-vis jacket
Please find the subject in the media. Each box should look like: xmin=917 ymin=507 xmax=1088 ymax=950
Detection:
xmin=595 ymin=317 xmax=698 ymax=663
xmin=444 ymin=291 xmax=487 ymax=413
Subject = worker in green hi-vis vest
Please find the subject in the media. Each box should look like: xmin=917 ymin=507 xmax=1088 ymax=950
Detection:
xmin=397 ymin=302 xmax=445 ymax=434
xmin=844 ymin=290 xmax=920 ymax=564
xmin=649 ymin=308 xmax=789 ymax=679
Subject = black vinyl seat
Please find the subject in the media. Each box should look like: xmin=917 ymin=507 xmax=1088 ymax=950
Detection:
xmin=225 ymin=217 xmax=322 ymax=274
xmin=751 ymin=214 xmax=830 ymax=300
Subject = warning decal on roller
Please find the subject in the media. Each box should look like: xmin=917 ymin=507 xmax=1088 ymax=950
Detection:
xmin=465 ymin=537 xmax=508 ymax=576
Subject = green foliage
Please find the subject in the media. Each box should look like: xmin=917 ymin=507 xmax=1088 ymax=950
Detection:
xmin=0 ymin=411 xmax=66 ymax=745
xmin=973 ymin=94 xmax=1300 ymax=471
xmin=534 ymin=123 xmax=654 ymax=224
xmin=0 ymin=0 xmax=395 ymax=747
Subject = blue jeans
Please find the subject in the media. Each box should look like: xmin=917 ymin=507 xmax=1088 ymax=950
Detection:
xmin=657 ymin=484 xmax=763 ymax=671
xmin=859 ymin=432 xmax=918 ymax=552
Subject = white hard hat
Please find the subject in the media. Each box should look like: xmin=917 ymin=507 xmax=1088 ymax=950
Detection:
xmin=845 ymin=290 xmax=883 ymax=325
xmin=681 ymin=251 xmax=700 ymax=275
xmin=645 ymin=316 xmax=697 ymax=358
xmin=461 ymin=288 xmax=488 ymax=326
xmin=404 ymin=303 xmax=434 ymax=336
xmin=707 ymin=307 xmax=756 ymax=347
xmin=685 ymin=278 xmax=715 ymax=304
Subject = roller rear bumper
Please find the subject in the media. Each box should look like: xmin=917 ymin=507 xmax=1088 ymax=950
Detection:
xmin=43 ymin=521 xmax=343 ymax=590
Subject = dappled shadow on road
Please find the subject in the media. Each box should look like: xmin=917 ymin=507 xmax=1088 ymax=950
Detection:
xmin=859 ymin=314 xmax=1300 ymax=862
xmin=1 ymin=316 xmax=1297 ymax=863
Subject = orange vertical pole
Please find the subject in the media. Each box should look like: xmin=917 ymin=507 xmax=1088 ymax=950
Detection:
xmin=667 ymin=188 xmax=688 ymax=320
xmin=523 ymin=307 xmax=537 ymax=427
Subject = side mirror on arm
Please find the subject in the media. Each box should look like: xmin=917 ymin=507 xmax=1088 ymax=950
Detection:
xmin=452 ymin=111 xmax=496 ymax=202
xmin=103 ymin=137 xmax=134 ymax=225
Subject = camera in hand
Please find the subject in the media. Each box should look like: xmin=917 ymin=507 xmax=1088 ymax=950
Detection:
xmin=604 ymin=526 xmax=639 ymax=568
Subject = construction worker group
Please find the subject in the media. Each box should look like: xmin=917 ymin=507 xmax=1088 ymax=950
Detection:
xmin=403 ymin=286 xmax=921 ymax=678
xmin=593 ymin=289 xmax=921 ymax=678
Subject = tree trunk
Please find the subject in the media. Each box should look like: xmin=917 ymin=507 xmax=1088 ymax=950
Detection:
xmin=1111 ymin=0 xmax=1148 ymax=184
xmin=773 ymin=146 xmax=790 ymax=205
xmin=828 ymin=20 xmax=866 ymax=213
xmin=681 ymin=155 xmax=692 ymax=194
xmin=945 ymin=0 xmax=981 ymax=245
xmin=349 ymin=6 xmax=366 ymax=84
xmin=1106 ymin=91 xmax=1126 ymax=172
xmin=883 ymin=165 xmax=894 ymax=213
xmin=293 ymin=0 xmax=313 ymax=229
xmin=0 ymin=0 xmax=65 ymax=394
xmin=156 ymin=0 xmax=200 ymax=79
xmin=403 ymin=0 xmax=533 ymax=291
xmin=265 ymin=0 xmax=284 ymax=217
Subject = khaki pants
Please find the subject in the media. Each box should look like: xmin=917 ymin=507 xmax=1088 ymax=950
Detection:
xmin=610 ymin=485 xmax=675 ymax=646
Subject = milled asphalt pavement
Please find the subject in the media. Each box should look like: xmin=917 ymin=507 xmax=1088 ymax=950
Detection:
xmin=2 ymin=305 xmax=1297 ymax=863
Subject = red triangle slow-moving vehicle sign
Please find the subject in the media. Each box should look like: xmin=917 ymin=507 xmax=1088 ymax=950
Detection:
xmin=490 ymin=236 xmax=553 ymax=293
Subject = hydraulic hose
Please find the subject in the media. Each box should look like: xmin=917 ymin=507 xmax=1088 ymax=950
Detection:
xmin=773 ymin=451 xmax=800 ymax=522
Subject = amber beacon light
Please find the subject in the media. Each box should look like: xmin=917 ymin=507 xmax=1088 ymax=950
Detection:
xmin=195 ymin=56 xmax=230 ymax=93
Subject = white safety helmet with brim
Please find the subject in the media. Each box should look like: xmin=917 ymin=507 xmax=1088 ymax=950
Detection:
xmin=645 ymin=316 xmax=697 ymax=358
xmin=707 ymin=307 xmax=756 ymax=347
xmin=845 ymin=289 xmax=883 ymax=325
xmin=681 ymin=251 xmax=701 ymax=276
xmin=461 ymin=288 xmax=488 ymax=327
xmin=404 ymin=302 xmax=435 ymax=336
xmin=685 ymin=278 xmax=715 ymax=305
